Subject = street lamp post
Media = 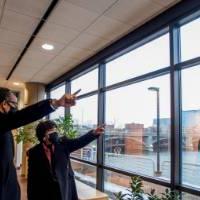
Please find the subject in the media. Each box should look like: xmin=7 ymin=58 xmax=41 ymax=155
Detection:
xmin=148 ymin=87 xmax=161 ymax=176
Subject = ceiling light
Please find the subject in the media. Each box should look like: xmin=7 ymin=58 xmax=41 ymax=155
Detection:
xmin=42 ymin=43 xmax=54 ymax=50
xmin=13 ymin=82 xmax=20 ymax=86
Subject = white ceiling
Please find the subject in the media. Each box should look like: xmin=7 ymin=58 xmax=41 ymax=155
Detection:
xmin=0 ymin=0 xmax=180 ymax=86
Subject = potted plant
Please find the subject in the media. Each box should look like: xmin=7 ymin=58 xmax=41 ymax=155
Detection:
xmin=15 ymin=122 xmax=38 ymax=177
xmin=114 ymin=176 xmax=180 ymax=200
xmin=15 ymin=123 xmax=37 ymax=145
xmin=54 ymin=114 xmax=78 ymax=139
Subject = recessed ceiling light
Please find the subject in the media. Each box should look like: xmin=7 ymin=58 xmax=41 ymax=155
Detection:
xmin=42 ymin=43 xmax=54 ymax=50
xmin=13 ymin=82 xmax=20 ymax=86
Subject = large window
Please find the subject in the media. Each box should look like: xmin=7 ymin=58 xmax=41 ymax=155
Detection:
xmin=106 ymin=33 xmax=169 ymax=86
xmin=105 ymin=75 xmax=170 ymax=180
xmin=70 ymin=95 xmax=98 ymax=162
xmin=71 ymin=160 xmax=96 ymax=188
xmin=104 ymin=170 xmax=167 ymax=199
xmin=47 ymin=7 xmax=200 ymax=199
xmin=71 ymin=68 xmax=98 ymax=95
xmin=49 ymin=84 xmax=65 ymax=119
xmin=181 ymin=65 xmax=200 ymax=188
xmin=182 ymin=193 xmax=200 ymax=200
xmin=181 ymin=17 xmax=200 ymax=61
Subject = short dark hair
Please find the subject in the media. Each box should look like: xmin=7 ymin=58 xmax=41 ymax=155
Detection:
xmin=36 ymin=120 xmax=57 ymax=142
xmin=0 ymin=87 xmax=12 ymax=103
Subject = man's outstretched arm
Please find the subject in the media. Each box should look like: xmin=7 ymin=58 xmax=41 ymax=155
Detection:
xmin=0 ymin=94 xmax=76 ymax=133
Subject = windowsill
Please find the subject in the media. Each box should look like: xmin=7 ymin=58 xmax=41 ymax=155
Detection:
xmin=76 ymin=180 xmax=108 ymax=200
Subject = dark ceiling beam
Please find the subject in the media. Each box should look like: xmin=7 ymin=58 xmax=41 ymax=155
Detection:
xmin=6 ymin=0 xmax=59 ymax=80
xmin=46 ymin=0 xmax=200 ymax=90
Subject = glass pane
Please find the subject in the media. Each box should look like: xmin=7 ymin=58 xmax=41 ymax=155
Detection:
xmin=181 ymin=17 xmax=200 ymax=61
xmin=181 ymin=65 xmax=200 ymax=188
xmin=71 ymin=160 xmax=96 ymax=188
xmin=105 ymin=75 xmax=171 ymax=181
xmin=106 ymin=33 xmax=169 ymax=86
xmin=104 ymin=170 xmax=168 ymax=200
xmin=182 ymin=192 xmax=200 ymax=200
xmin=71 ymin=68 xmax=98 ymax=95
xmin=71 ymin=95 xmax=97 ymax=162
xmin=50 ymin=85 xmax=65 ymax=119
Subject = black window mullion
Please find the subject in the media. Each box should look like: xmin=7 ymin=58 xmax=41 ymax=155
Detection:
xmin=46 ymin=91 xmax=51 ymax=119
xmin=65 ymin=81 xmax=71 ymax=116
xmin=96 ymin=62 xmax=106 ymax=191
xmin=170 ymin=23 xmax=182 ymax=191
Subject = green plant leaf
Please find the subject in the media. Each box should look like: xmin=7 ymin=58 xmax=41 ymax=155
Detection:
xmin=54 ymin=114 xmax=78 ymax=139
xmin=113 ymin=176 xmax=180 ymax=200
xmin=114 ymin=191 xmax=126 ymax=200
xmin=15 ymin=123 xmax=38 ymax=144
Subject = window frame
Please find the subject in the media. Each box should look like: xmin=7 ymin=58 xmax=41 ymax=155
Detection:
xmin=46 ymin=4 xmax=200 ymax=197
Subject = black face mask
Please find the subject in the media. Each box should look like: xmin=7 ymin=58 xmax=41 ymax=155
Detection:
xmin=9 ymin=107 xmax=18 ymax=113
xmin=6 ymin=100 xmax=18 ymax=114
xmin=48 ymin=132 xmax=59 ymax=144
xmin=2 ymin=106 xmax=17 ymax=114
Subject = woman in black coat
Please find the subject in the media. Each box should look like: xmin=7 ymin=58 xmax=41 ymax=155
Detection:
xmin=27 ymin=120 xmax=104 ymax=200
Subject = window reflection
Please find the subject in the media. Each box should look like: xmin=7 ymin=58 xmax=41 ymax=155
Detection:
xmin=181 ymin=17 xmax=200 ymax=61
xmin=104 ymin=170 xmax=167 ymax=199
xmin=71 ymin=160 xmax=96 ymax=188
xmin=106 ymin=33 xmax=169 ymax=86
xmin=181 ymin=65 xmax=200 ymax=188
xmin=71 ymin=95 xmax=97 ymax=162
xmin=71 ymin=68 xmax=98 ymax=95
xmin=105 ymin=75 xmax=170 ymax=180
xmin=182 ymin=192 xmax=200 ymax=200
xmin=49 ymin=85 xmax=65 ymax=119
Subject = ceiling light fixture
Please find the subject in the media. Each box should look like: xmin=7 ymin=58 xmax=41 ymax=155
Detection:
xmin=13 ymin=82 xmax=20 ymax=86
xmin=42 ymin=43 xmax=54 ymax=50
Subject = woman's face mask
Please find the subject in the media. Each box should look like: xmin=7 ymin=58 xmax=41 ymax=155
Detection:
xmin=48 ymin=132 xmax=59 ymax=144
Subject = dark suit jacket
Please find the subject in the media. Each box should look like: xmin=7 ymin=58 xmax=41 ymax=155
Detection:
xmin=0 ymin=100 xmax=54 ymax=200
xmin=27 ymin=131 xmax=98 ymax=200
